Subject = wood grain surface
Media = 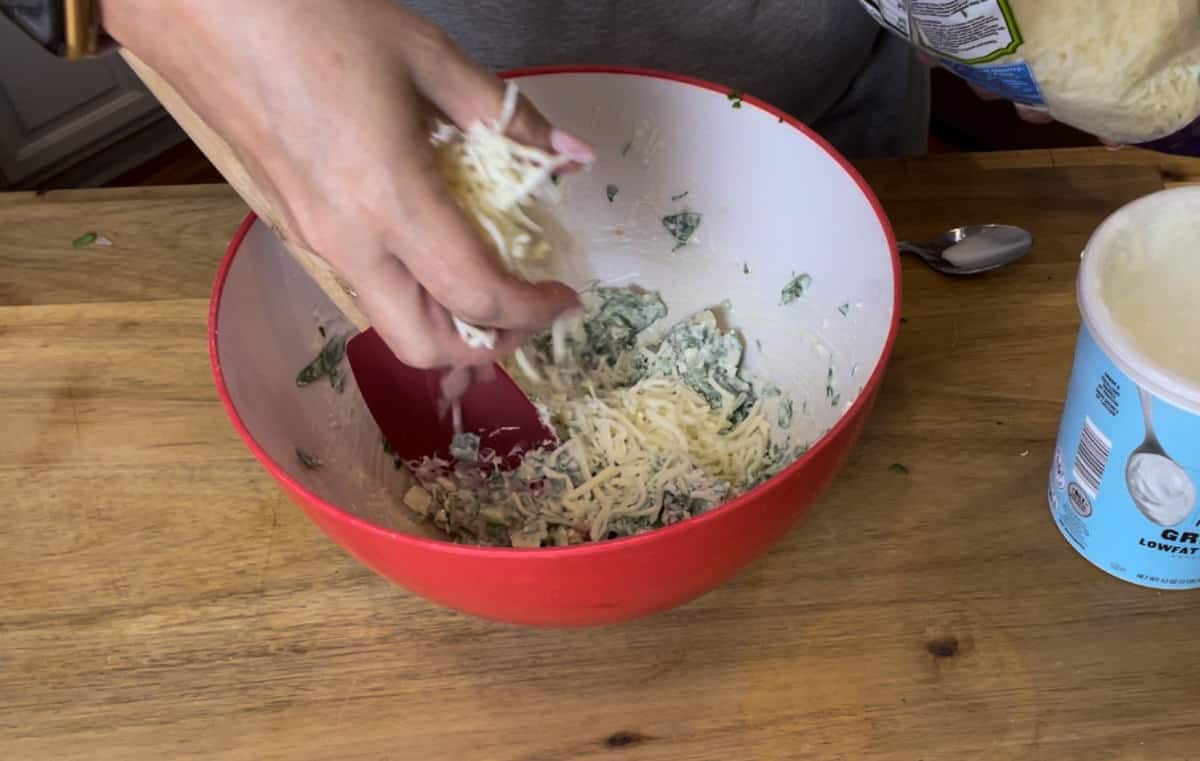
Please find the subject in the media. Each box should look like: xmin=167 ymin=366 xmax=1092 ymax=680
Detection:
xmin=3 ymin=149 xmax=1199 ymax=761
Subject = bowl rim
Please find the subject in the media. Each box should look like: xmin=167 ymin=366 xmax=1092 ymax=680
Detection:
xmin=209 ymin=65 xmax=902 ymax=558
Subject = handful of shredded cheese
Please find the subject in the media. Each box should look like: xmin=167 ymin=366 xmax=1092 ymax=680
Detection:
xmin=431 ymin=83 xmax=571 ymax=350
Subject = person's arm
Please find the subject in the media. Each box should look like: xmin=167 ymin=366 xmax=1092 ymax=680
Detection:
xmin=17 ymin=0 xmax=595 ymax=368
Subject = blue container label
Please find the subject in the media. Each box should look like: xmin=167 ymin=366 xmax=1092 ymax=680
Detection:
xmin=1051 ymin=325 xmax=1200 ymax=588
xmin=938 ymin=58 xmax=1045 ymax=106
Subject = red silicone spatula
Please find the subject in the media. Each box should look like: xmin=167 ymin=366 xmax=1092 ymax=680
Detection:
xmin=346 ymin=329 xmax=556 ymax=464
xmin=122 ymin=50 xmax=555 ymax=466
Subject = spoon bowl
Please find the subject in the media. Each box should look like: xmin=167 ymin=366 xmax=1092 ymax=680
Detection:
xmin=1125 ymin=387 xmax=1196 ymax=527
xmin=900 ymin=224 xmax=1032 ymax=275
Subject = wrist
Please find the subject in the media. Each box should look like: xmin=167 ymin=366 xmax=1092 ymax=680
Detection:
xmin=95 ymin=0 xmax=141 ymax=49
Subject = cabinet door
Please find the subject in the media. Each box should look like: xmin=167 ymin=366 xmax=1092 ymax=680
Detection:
xmin=0 ymin=20 xmax=162 ymax=186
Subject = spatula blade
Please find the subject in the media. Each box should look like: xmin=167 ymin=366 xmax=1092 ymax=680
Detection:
xmin=346 ymin=328 xmax=556 ymax=465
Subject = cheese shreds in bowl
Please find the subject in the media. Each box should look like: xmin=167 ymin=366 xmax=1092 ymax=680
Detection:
xmin=403 ymin=288 xmax=802 ymax=548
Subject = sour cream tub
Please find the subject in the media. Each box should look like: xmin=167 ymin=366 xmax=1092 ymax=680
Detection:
xmin=1050 ymin=187 xmax=1200 ymax=589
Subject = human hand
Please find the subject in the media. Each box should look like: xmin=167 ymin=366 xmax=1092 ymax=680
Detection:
xmin=100 ymin=0 xmax=594 ymax=368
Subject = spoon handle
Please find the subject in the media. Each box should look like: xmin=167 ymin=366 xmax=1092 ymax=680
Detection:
xmin=897 ymin=241 xmax=938 ymax=262
xmin=1138 ymin=386 xmax=1155 ymax=438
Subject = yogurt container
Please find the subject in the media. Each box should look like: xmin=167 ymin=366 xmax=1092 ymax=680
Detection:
xmin=1050 ymin=186 xmax=1200 ymax=589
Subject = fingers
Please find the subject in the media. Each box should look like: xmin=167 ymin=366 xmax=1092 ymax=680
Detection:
xmin=403 ymin=19 xmax=594 ymax=164
xmin=1013 ymin=104 xmax=1054 ymax=124
xmin=967 ymin=83 xmax=1003 ymax=102
xmin=376 ymin=151 xmax=581 ymax=332
xmin=351 ymin=254 xmax=534 ymax=368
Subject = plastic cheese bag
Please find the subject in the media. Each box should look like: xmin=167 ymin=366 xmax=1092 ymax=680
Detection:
xmin=858 ymin=1 xmax=1200 ymax=155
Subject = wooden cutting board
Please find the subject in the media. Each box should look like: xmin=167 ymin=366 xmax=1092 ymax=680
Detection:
xmin=1 ymin=149 xmax=1198 ymax=761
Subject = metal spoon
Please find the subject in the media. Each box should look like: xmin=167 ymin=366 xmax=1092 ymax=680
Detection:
xmin=899 ymin=224 xmax=1033 ymax=275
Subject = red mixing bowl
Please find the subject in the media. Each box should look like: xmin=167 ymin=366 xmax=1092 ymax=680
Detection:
xmin=209 ymin=67 xmax=900 ymax=627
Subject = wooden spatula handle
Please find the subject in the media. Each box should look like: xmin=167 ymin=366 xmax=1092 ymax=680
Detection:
xmin=121 ymin=49 xmax=370 ymax=331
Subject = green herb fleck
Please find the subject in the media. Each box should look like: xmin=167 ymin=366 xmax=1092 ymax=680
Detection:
xmin=296 ymin=332 xmax=349 ymax=389
xmin=317 ymin=324 xmax=327 ymax=338
xmin=671 ymin=191 xmax=689 ymax=202
xmin=743 ymin=263 xmax=750 ymax=275
xmin=550 ymin=173 xmax=560 ymax=186
xmin=727 ymin=91 xmax=744 ymax=109
xmin=780 ymin=272 xmax=813 ymax=305
xmin=382 ymin=435 xmax=403 ymax=469
xmin=72 ymin=232 xmax=98 ymax=248
xmin=838 ymin=303 xmax=850 ymax=316
xmin=889 ymin=463 xmax=910 ymax=475
xmin=621 ymin=141 xmax=633 ymax=157
xmin=662 ymin=211 xmax=702 ymax=250
xmin=778 ymin=399 xmax=795 ymax=427
xmin=296 ymin=448 xmax=323 ymax=471
xmin=606 ymin=184 xmax=619 ymax=203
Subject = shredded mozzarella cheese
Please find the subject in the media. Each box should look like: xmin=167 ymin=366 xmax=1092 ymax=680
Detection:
xmin=432 ymin=83 xmax=572 ymax=349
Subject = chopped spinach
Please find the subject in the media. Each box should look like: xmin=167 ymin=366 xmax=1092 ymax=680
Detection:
xmin=296 ymin=448 xmax=323 ymax=471
xmin=670 ymin=191 xmax=689 ymax=202
xmin=296 ymin=332 xmax=350 ymax=389
xmin=780 ymin=272 xmax=812 ymax=305
xmin=888 ymin=463 xmax=910 ymax=475
xmin=727 ymin=91 xmax=744 ymax=109
xmin=778 ymin=399 xmax=795 ymax=427
xmin=606 ymin=184 xmax=619 ymax=202
xmin=662 ymin=212 xmax=702 ymax=250
xmin=72 ymin=232 xmax=98 ymax=248
xmin=582 ymin=288 xmax=668 ymax=369
xmin=638 ymin=310 xmax=754 ymax=421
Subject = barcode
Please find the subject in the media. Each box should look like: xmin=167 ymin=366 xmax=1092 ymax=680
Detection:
xmin=1073 ymin=416 xmax=1111 ymax=498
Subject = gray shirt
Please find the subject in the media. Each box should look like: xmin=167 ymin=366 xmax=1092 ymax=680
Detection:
xmin=407 ymin=0 xmax=928 ymax=158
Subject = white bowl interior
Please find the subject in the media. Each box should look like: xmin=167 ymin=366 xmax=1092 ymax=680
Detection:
xmin=215 ymin=71 xmax=896 ymax=539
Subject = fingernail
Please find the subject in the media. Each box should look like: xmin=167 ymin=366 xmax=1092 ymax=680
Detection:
xmin=551 ymin=128 xmax=595 ymax=165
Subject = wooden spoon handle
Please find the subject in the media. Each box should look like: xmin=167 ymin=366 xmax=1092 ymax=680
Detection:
xmin=121 ymin=49 xmax=370 ymax=331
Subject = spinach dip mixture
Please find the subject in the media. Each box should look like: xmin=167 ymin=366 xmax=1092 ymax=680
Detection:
xmin=401 ymin=287 xmax=803 ymax=548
